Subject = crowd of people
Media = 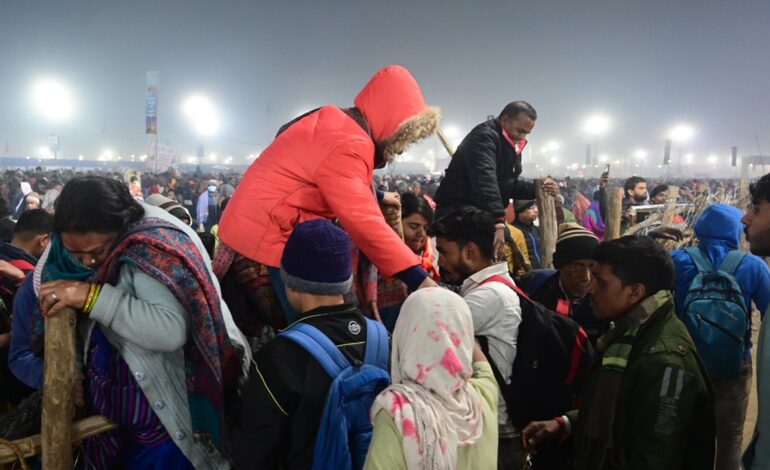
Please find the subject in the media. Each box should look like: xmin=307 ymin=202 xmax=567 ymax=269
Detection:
xmin=0 ymin=64 xmax=766 ymax=469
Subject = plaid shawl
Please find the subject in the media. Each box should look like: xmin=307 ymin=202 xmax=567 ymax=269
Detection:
xmin=36 ymin=217 xmax=228 ymax=448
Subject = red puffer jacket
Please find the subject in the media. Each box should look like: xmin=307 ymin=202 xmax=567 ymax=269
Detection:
xmin=219 ymin=65 xmax=439 ymax=277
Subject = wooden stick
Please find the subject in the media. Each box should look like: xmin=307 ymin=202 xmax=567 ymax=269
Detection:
xmin=661 ymin=185 xmax=680 ymax=226
xmin=436 ymin=127 xmax=456 ymax=157
xmin=604 ymin=187 xmax=624 ymax=241
xmin=535 ymin=179 xmax=557 ymax=268
xmin=42 ymin=307 xmax=77 ymax=470
xmin=0 ymin=416 xmax=116 ymax=464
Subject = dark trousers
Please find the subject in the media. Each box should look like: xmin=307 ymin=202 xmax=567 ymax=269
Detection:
xmin=713 ymin=362 xmax=752 ymax=470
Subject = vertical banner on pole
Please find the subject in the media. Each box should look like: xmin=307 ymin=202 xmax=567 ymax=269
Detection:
xmin=663 ymin=139 xmax=672 ymax=165
xmin=732 ymin=146 xmax=738 ymax=167
xmin=145 ymin=71 xmax=159 ymax=135
xmin=585 ymin=143 xmax=592 ymax=165
xmin=146 ymin=72 xmax=159 ymax=172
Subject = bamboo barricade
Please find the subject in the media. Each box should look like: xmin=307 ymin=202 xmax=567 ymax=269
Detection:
xmin=661 ymin=186 xmax=680 ymax=226
xmin=0 ymin=416 xmax=116 ymax=466
xmin=436 ymin=127 xmax=456 ymax=156
xmin=604 ymin=187 xmax=624 ymax=241
xmin=42 ymin=307 xmax=77 ymax=469
xmin=14 ymin=307 xmax=116 ymax=469
xmin=535 ymin=179 xmax=557 ymax=268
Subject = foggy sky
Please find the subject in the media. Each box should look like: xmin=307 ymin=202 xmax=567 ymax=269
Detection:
xmin=1 ymin=0 xmax=768 ymax=174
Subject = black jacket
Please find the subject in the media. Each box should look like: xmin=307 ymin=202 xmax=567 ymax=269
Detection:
xmin=231 ymin=304 xmax=371 ymax=470
xmin=435 ymin=118 xmax=535 ymax=219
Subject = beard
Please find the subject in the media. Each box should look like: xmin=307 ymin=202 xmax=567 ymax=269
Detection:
xmin=633 ymin=194 xmax=648 ymax=203
xmin=746 ymin=226 xmax=770 ymax=257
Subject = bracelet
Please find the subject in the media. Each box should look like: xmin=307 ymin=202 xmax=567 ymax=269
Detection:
xmin=554 ymin=415 xmax=571 ymax=442
xmin=83 ymin=284 xmax=102 ymax=315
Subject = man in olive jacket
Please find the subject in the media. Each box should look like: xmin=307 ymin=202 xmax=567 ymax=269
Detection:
xmin=523 ymin=236 xmax=715 ymax=469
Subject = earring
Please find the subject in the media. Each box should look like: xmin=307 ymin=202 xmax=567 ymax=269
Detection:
xmin=90 ymin=259 xmax=96 ymax=265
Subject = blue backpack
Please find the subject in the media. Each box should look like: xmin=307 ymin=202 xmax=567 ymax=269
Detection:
xmin=683 ymin=247 xmax=748 ymax=380
xmin=279 ymin=318 xmax=390 ymax=470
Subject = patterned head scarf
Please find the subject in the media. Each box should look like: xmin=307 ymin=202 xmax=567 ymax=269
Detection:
xmin=371 ymin=287 xmax=483 ymax=469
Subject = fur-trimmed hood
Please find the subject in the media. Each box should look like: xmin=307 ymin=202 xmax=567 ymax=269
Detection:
xmin=354 ymin=65 xmax=440 ymax=162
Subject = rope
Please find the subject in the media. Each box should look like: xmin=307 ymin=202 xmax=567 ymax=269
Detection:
xmin=0 ymin=437 xmax=30 ymax=470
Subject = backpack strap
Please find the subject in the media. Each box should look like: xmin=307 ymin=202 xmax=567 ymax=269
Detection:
xmin=685 ymin=247 xmax=714 ymax=274
xmin=479 ymin=274 xmax=532 ymax=303
xmin=280 ymin=322 xmax=351 ymax=378
xmin=363 ymin=318 xmax=389 ymax=369
xmin=719 ymin=250 xmax=748 ymax=275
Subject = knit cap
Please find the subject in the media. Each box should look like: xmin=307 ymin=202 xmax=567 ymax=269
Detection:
xmin=553 ymin=223 xmax=599 ymax=268
xmin=514 ymin=199 xmax=536 ymax=215
xmin=145 ymin=194 xmax=192 ymax=225
xmin=280 ymin=219 xmax=352 ymax=295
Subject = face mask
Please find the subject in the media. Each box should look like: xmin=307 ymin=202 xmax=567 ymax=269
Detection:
xmin=208 ymin=185 xmax=217 ymax=193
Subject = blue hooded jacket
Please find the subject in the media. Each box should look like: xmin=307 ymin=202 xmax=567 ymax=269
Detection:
xmin=671 ymin=204 xmax=770 ymax=358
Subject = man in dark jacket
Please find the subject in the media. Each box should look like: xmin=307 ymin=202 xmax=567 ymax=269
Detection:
xmin=232 ymin=219 xmax=387 ymax=470
xmin=524 ymin=223 xmax=609 ymax=347
xmin=434 ymin=101 xmax=558 ymax=260
xmin=523 ymin=236 xmax=715 ymax=469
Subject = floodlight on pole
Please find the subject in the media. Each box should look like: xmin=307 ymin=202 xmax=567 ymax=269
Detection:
xmin=669 ymin=124 xmax=695 ymax=143
xmin=634 ymin=149 xmax=648 ymax=159
xmin=584 ymin=115 xmax=611 ymax=136
xmin=31 ymin=79 xmax=74 ymax=122
xmin=583 ymin=114 xmax=611 ymax=166
xmin=182 ymin=94 xmax=220 ymax=137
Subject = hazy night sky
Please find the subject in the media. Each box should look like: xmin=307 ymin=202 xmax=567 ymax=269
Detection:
xmin=1 ymin=0 xmax=768 ymax=175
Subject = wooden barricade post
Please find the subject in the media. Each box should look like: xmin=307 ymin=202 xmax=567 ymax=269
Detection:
xmin=42 ymin=307 xmax=77 ymax=470
xmin=535 ymin=179 xmax=557 ymax=268
xmin=604 ymin=187 xmax=624 ymax=241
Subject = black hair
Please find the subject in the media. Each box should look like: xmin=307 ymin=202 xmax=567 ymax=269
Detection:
xmin=650 ymin=184 xmax=669 ymax=200
xmin=54 ymin=176 xmax=144 ymax=234
xmin=750 ymin=173 xmax=770 ymax=205
xmin=197 ymin=232 xmax=216 ymax=259
xmin=498 ymin=101 xmax=537 ymax=121
xmin=400 ymin=193 xmax=433 ymax=224
xmin=624 ymin=176 xmax=647 ymax=197
xmin=14 ymin=209 xmax=54 ymax=240
xmin=427 ymin=206 xmax=495 ymax=260
xmin=592 ymin=235 xmax=674 ymax=295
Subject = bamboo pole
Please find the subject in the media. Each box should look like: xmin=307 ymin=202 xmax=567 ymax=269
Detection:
xmin=436 ymin=127 xmax=456 ymax=157
xmin=42 ymin=307 xmax=77 ymax=470
xmin=661 ymin=185 xmax=680 ymax=226
xmin=604 ymin=187 xmax=624 ymax=241
xmin=0 ymin=416 xmax=116 ymax=465
xmin=535 ymin=179 xmax=557 ymax=268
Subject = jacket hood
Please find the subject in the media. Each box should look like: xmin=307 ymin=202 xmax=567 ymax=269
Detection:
xmin=354 ymin=65 xmax=440 ymax=162
xmin=695 ymin=203 xmax=743 ymax=249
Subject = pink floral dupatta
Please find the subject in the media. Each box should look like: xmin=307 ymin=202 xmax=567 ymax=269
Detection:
xmin=370 ymin=288 xmax=484 ymax=469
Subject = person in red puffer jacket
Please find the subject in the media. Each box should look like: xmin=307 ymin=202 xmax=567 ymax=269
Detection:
xmin=218 ymin=65 xmax=441 ymax=321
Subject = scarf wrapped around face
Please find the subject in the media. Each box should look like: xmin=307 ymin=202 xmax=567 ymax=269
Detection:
xmin=371 ymin=287 xmax=483 ymax=470
xmin=34 ymin=217 xmax=230 ymax=450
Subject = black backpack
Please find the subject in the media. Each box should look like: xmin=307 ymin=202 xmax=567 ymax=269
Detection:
xmin=477 ymin=275 xmax=593 ymax=429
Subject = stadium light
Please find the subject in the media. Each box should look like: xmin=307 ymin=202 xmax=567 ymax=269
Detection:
xmin=31 ymin=79 xmax=74 ymax=122
xmin=584 ymin=115 xmax=611 ymax=136
xmin=183 ymin=94 xmax=220 ymax=137
xmin=669 ymin=124 xmax=695 ymax=143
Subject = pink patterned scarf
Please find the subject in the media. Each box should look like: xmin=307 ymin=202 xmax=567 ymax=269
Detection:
xmin=371 ymin=288 xmax=483 ymax=469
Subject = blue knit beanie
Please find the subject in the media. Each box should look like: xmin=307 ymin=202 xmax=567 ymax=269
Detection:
xmin=280 ymin=219 xmax=353 ymax=295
